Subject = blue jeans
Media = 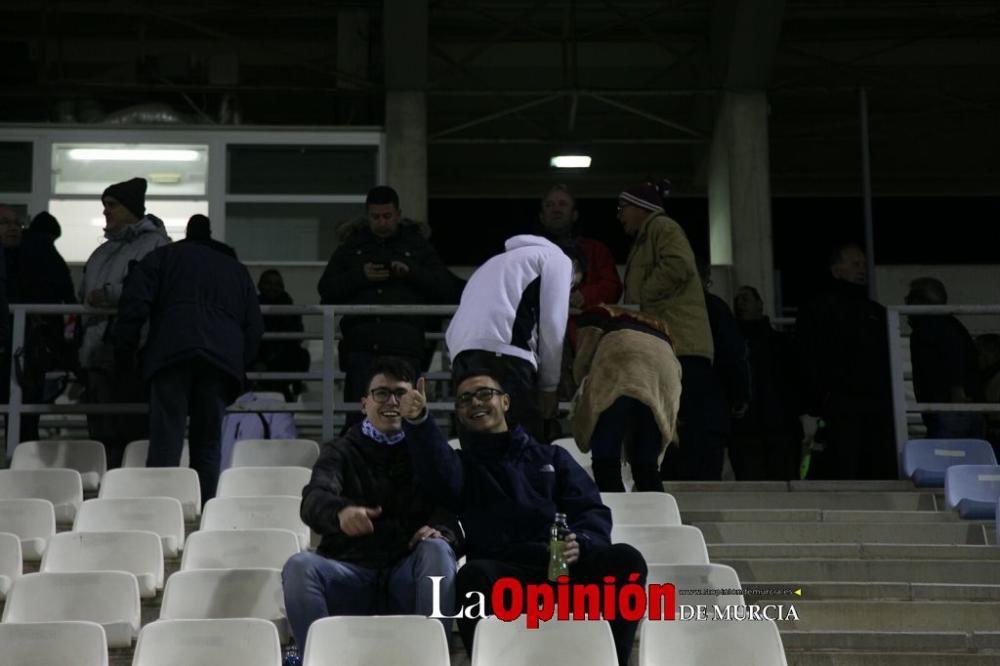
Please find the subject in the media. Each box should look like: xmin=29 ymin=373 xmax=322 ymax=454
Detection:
xmin=281 ymin=538 xmax=457 ymax=647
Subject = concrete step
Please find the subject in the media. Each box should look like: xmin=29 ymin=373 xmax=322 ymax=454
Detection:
xmin=709 ymin=543 xmax=1000 ymax=561
xmin=787 ymin=481 xmax=923 ymax=492
xmin=776 ymin=601 xmax=1000 ymax=632
xmin=693 ymin=522 xmax=990 ymax=545
xmin=673 ymin=492 xmax=940 ymax=511
xmin=723 ymin=559 xmax=1000 ymax=585
xmin=662 ymin=481 xmax=921 ymax=493
xmin=787 ymin=654 xmax=1000 ymax=666
xmin=746 ymin=582 xmax=1000 ymax=602
xmin=781 ymin=629 xmax=989 ymax=652
xmin=684 ymin=510 xmax=959 ymax=523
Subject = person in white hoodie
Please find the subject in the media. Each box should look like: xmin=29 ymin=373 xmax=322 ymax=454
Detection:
xmin=446 ymin=235 xmax=572 ymax=442
xmin=79 ymin=177 xmax=171 ymax=467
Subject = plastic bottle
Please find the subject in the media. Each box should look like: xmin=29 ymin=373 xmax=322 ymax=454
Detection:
xmin=547 ymin=512 xmax=570 ymax=581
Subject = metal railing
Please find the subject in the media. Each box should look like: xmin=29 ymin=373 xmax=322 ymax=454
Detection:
xmin=2 ymin=303 xmax=465 ymax=458
xmin=887 ymin=304 xmax=1000 ymax=471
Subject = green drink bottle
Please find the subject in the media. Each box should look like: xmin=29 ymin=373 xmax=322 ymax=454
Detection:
xmin=547 ymin=512 xmax=570 ymax=581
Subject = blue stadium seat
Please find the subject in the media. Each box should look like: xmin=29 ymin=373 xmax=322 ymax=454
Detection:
xmin=903 ymin=439 xmax=997 ymax=487
xmin=944 ymin=464 xmax=1000 ymax=519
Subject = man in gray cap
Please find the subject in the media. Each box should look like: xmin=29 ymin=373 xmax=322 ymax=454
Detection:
xmin=79 ymin=177 xmax=171 ymax=467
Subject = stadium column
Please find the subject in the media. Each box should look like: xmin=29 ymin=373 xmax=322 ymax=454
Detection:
xmin=383 ymin=0 xmax=428 ymax=225
xmin=708 ymin=92 xmax=775 ymax=316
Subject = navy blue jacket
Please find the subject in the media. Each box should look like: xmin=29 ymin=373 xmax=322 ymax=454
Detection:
xmin=402 ymin=416 xmax=611 ymax=566
xmin=112 ymin=239 xmax=263 ymax=393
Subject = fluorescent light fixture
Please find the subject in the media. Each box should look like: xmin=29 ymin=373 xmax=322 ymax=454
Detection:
xmin=550 ymin=154 xmax=591 ymax=169
xmin=68 ymin=148 xmax=200 ymax=162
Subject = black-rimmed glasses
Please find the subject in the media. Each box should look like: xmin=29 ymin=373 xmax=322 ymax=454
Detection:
xmin=369 ymin=387 xmax=408 ymax=403
xmin=456 ymin=387 xmax=505 ymax=407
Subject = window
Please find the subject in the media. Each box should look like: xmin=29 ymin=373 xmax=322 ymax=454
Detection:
xmin=51 ymin=143 xmax=208 ymax=196
xmin=225 ymin=202 xmax=362 ymax=262
xmin=227 ymin=145 xmax=377 ymax=195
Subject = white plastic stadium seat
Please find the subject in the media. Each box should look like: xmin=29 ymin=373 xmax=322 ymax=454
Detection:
xmin=2 ymin=571 xmax=141 ymax=648
xmin=74 ymin=498 xmax=186 ymax=557
xmin=99 ymin=468 xmax=201 ymax=521
xmin=122 ymin=439 xmax=190 ymax=468
xmin=0 ymin=621 xmax=109 ymax=666
xmin=646 ymin=563 xmax=745 ymax=614
xmin=472 ymin=616 xmax=617 ymax=666
xmin=216 ymin=466 xmax=311 ymax=498
xmin=0 ymin=469 xmax=83 ymax=523
xmin=182 ymin=529 xmax=301 ymax=571
xmin=42 ymin=531 xmax=164 ymax=597
xmin=610 ymin=525 xmax=709 ymax=565
xmin=0 ymin=498 xmax=56 ymax=560
xmin=133 ymin=619 xmax=281 ymax=666
xmin=601 ymin=492 xmax=681 ymax=526
xmin=551 ymin=437 xmax=594 ymax=478
xmin=159 ymin=568 xmax=288 ymax=643
xmin=303 ymin=616 xmax=450 ymax=666
xmin=201 ymin=496 xmax=309 ymax=550
xmin=12 ymin=440 xmax=107 ymax=491
xmin=0 ymin=532 xmax=22 ymax=600
xmin=231 ymin=439 xmax=319 ymax=468
xmin=639 ymin=618 xmax=787 ymax=666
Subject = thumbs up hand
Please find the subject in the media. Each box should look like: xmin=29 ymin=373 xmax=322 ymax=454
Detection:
xmin=400 ymin=376 xmax=427 ymax=421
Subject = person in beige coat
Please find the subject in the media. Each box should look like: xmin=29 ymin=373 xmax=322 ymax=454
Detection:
xmin=620 ymin=180 xmax=726 ymax=481
xmin=571 ymin=305 xmax=682 ymax=492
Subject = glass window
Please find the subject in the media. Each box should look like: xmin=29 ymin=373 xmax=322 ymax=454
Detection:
xmin=227 ymin=145 xmax=377 ymax=195
xmin=51 ymin=143 xmax=208 ymax=196
xmin=49 ymin=199 xmax=208 ymax=262
xmin=0 ymin=142 xmax=32 ymax=192
xmin=225 ymin=202 xmax=363 ymax=261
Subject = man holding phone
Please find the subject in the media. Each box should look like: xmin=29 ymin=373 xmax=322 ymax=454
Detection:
xmin=318 ymin=186 xmax=457 ymax=419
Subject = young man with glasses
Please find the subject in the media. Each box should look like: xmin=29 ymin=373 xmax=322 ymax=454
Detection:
xmin=281 ymin=358 xmax=462 ymax=649
xmin=399 ymin=366 xmax=647 ymax=666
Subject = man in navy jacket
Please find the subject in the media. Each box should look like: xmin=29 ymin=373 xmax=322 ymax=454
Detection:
xmin=399 ymin=364 xmax=646 ymax=666
xmin=112 ymin=237 xmax=263 ymax=501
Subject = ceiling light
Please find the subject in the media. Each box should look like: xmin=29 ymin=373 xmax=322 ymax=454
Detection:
xmin=68 ymin=148 xmax=200 ymax=162
xmin=550 ymin=154 xmax=591 ymax=169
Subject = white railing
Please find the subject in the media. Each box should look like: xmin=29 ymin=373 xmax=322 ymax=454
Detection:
xmin=1 ymin=303 xmax=464 ymax=458
xmin=887 ymin=304 xmax=1000 ymax=472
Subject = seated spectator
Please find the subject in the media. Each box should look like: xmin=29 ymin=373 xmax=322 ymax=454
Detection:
xmin=317 ymin=186 xmax=455 ymax=426
xmin=976 ymin=334 xmax=1000 ymax=457
xmin=732 ymin=285 xmax=803 ymax=480
xmin=399 ymin=365 xmax=647 ymax=666
xmin=220 ymin=389 xmax=298 ymax=470
xmin=906 ymin=277 xmax=984 ymax=439
xmin=255 ymin=269 xmax=311 ymax=400
xmin=446 ymin=235 xmax=573 ymax=442
xmin=571 ymin=305 xmax=681 ymax=492
xmin=281 ymin=358 xmax=462 ymax=649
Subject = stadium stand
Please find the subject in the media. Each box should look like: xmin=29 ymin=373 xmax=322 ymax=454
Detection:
xmin=41 ymin=530 xmax=164 ymax=597
xmin=639 ymin=618 xmax=787 ymax=666
xmin=600 ymin=492 xmax=682 ymax=526
xmin=0 ymin=532 xmax=21 ymax=600
xmin=0 ymin=469 xmax=83 ymax=523
xmin=471 ymin=616 xmax=618 ymax=666
xmin=303 ymin=616 xmax=451 ymax=666
xmin=200 ymin=496 xmax=309 ymax=550
xmin=181 ymin=529 xmax=301 ymax=571
xmin=99 ymin=468 xmax=201 ymax=521
xmin=229 ymin=438 xmax=320 ymax=468
xmin=0 ymin=498 xmax=55 ymax=560
xmin=944 ymin=465 xmax=1000 ymax=519
xmin=74 ymin=497 xmax=186 ymax=558
xmin=610 ymin=524 xmax=710 ymax=564
xmin=0 ymin=621 xmax=109 ymax=666
xmin=122 ymin=439 xmax=190 ymax=468
xmin=132 ymin=618 xmax=281 ymax=666
xmin=903 ymin=439 xmax=997 ymax=487
xmin=216 ymin=466 xmax=311 ymax=498
xmin=10 ymin=439 xmax=107 ymax=491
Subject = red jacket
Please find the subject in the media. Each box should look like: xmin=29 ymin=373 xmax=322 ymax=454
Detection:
xmin=569 ymin=237 xmax=622 ymax=345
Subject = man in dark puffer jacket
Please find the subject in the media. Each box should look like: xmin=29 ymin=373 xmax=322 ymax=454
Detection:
xmin=281 ymin=358 xmax=461 ymax=649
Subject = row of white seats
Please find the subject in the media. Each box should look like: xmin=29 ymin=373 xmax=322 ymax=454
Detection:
xmin=6 ymin=438 xmax=320 ymax=491
xmin=0 ymin=464 xmax=310 ymax=524
xmin=0 ymin=615 xmax=788 ymax=666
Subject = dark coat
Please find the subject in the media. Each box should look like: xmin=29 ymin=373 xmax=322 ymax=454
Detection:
xmin=317 ymin=224 xmax=456 ymax=359
xmin=795 ymin=278 xmax=891 ymax=416
xmin=736 ymin=318 xmax=801 ymax=433
xmin=111 ymin=239 xmax=263 ymax=394
xmin=7 ymin=229 xmax=76 ymax=306
xmin=705 ymin=292 xmax=751 ymax=411
xmin=403 ymin=417 xmax=612 ymax=566
xmin=300 ymin=424 xmax=462 ymax=568
xmin=909 ymin=314 xmax=982 ymax=403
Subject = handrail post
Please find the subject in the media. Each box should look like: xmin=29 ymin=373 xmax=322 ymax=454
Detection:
xmin=5 ymin=306 xmax=26 ymax=458
xmin=321 ymin=306 xmax=336 ymax=443
xmin=886 ymin=307 xmax=908 ymax=477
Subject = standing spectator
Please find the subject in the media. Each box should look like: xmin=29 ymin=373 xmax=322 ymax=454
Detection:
xmin=618 ymin=181 xmax=717 ymax=480
xmin=256 ymin=269 xmax=310 ymax=400
xmin=906 ymin=277 xmax=984 ymax=439
xmin=976 ymin=334 xmax=1000 ymax=457
xmin=79 ymin=178 xmax=170 ymax=467
xmin=732 ymin=285 xmax=803 ymax=480
xmin=446 ymin=235 xmax=573 ymax=442
xmin=317 ymin=186 xmax=455 ymax=422
xmin=111 ymin=230 xmax=263 ymax=502
xmin=796 ymin=243 xmax=895 ymax=479
xmin=571 ymin=305 xmax=682 ymax=492
xmin=185 ymin=214 xmax=237 ymax=259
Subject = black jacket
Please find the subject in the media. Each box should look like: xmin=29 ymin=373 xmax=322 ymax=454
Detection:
xmin=736 ymin=318 xmax=801 ymax=433
xmin=909 ymin=314 xmax=982 ymax=403
xmin=317 ymin=224 xmax=456 ymax=358
xmin=795 ymin=278 xmax=891 ymax=415
xmin=7 ymin=229 xmax=76 ymax=306
xmin=111 ymin=239 xmax=263 ymax=394
xmin=301 ymin=424 xmax=462 ymax=568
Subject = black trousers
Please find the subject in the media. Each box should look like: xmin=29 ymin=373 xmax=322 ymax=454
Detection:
xmin=455 ymin=544 xmax=647 ymax=666
xmin=451 ymin=350 xmax=544 ymax=442
xmin=660 ymin=356 xmax=725 ymax=481
xmin=148 ymin=358 xmax=231 ymax=502
xmin=86 ymin=366 xmax=149 ymax=469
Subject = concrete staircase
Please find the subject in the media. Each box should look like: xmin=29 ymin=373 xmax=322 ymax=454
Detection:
xmin=667 ymin=480 xmax=1000 ymax=665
